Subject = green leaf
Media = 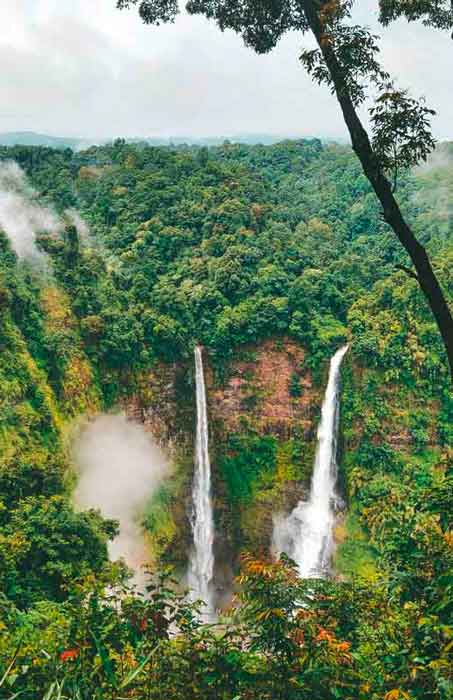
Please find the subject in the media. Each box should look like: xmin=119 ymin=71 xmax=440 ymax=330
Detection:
xmin=118 ymin=645 xmax=160 ymax=690
xmin=90 ymin=630 xmax=118 ymax=689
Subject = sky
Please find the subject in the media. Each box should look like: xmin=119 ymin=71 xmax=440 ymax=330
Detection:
xmin=0 ymin=0 xmax=452 ymax=140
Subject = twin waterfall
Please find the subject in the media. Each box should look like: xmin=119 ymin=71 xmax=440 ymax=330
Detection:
xmin=187 ymin=343 xmax=348 ymax=616
xmin=273 ymin=345 xmax=348 ymax=578
xmin=188 ymin=346 xmax=215 ymax=617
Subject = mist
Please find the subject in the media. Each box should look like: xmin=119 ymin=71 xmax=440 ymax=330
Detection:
xmin=0 ymin=160 xmax=95 ymax=260
xmin=0 ymin=161 xmax=61 ymax=257
xmin=73 ymin=413 xmax=171 ymax=586
xmin=413 ymin=144 xmax=453 ymax=242
xmin=65 ymin=207 xmax=91 ymax=241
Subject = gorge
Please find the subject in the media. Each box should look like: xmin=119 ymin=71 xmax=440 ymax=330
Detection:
xmin=70 ymin=342 xmax=348 ymax=603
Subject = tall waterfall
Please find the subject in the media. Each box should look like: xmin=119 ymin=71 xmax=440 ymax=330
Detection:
xmin=188 ymin=346 xmax=215 ymax=617
xmin=273 ymin=345 xmax=348 ymax=578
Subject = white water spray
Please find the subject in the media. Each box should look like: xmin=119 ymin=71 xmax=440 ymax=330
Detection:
xmin=188 ymin=346 xmax=215 ymax=617
xmin=273 ymin=345 xmax=348 ymax=578
xmin=73 ymin=413 xmax=170 ymax=588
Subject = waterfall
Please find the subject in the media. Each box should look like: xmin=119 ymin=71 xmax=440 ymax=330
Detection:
xmin=273 ymin=345 xmax=348 ymax=578
xmin=188 ymin=346 xmax=215 ymax=617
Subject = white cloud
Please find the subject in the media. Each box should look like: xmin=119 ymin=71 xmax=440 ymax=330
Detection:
xmin=0 ymin=161 xmax=91 ymax=257
xmin=0 ymin=161 xmax=60 ymax=257
xmin=0 ymin=0 xmax=451 ymax=139
xmin=73 ymin=413 xmax=171 ymax=587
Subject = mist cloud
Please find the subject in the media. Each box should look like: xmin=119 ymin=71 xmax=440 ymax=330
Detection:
xmin=414 ymin=144 xmax=453 ymax=242
xmin=73 ymin=413 xmax=171 ymax=586
xmin=0 ymin=161 xmax=61 ymax=257
xmin=0 ymin=161 xmax=94 ymax=257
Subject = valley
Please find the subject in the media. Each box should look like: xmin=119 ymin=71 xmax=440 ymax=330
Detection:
xmin=0 ymin=139 xmax=451 ymax=699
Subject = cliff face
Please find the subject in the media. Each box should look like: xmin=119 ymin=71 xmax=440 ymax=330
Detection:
xmin=209 ymin=338 xmax=323 ymax=556
xmin=105 ymin=336 xmax=450 ymax=599
xmin=124 ymin=362 xmax=188 ymax=448
xmin=210 ymin=338 xmax=320 ymax=440
xmin=125 ymin=338 xmax=325 ymax=584
xmin=125 ymin=338 xmax=322 ymax=445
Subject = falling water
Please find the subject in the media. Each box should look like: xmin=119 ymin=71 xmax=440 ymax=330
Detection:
xmin=273 ymin=345 xmax=348 ymax=578
xmin=188 ymin=346 xmax=215 ymax=618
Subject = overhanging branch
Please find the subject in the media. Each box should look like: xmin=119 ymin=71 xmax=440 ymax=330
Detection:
xmin=395 ymin=264 xmax=419 ymax=281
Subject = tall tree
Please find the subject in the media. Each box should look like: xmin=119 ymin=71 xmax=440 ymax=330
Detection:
xmin=117 ymin=0 xmax=453 ymax=378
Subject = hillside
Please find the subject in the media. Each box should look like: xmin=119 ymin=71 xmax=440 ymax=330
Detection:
xmin=0 ymin=140 xmax=451 ymax=699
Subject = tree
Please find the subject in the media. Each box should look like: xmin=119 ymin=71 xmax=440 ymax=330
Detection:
xmin=117 ymin=0 xmax=453 ymax=378
xmin=378 ymin=0 xmax=453 ymax=35
xmin=0 ymin=495 xmax=117 ymax=606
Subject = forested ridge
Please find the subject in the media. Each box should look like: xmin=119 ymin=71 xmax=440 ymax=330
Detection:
xmin=0 ymin=139 xmax=452 ymax=699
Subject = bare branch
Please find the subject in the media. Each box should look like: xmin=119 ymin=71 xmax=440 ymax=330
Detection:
xmin=395 ymin=264 xmax=419 ymax=281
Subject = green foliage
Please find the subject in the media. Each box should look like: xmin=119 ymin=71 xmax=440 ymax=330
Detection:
xmin=0 ymin=139 xmax=452 ymax=699
xmin=379 ymin=0 xmax=453 ymax=33
xmin=3 ymin=138 xmax=451 ymax=375
xmin=335 ymin=511 xmax=379 ymax=581
xmin=288 ymin=371 xmax=302 ymax=398
xmin=4 ymin=555 xmax=451 ymax=699
xmin=0 ymin=496 xmax=117 ymax=607
xmin=141 ymin=456 xmax=192 ymax=569
xmin=220 ymin=433 xmax=277 ymax=505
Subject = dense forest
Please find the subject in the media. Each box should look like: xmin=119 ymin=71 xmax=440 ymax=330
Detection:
xmin=0 ymin=139 xmax=452 ymax=699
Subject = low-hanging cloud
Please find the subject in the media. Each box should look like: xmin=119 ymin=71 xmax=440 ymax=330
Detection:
xmin=417 ymin=142 xmax=453 ymax=173
xmin=73 ymin=413 xmax=171 ymax=586
xmin=0 ymin=161 xmax=92 ymax=257
xmin=0 ymin=160 xmax=61 ymax=257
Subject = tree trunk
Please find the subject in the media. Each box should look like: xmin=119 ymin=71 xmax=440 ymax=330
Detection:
xmin=301 ymin=0 xmax=453 ymax=379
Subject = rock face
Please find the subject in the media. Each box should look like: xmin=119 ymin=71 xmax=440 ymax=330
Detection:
xmin=122 ymin=362 xmax=196 ymax=571
xmin=122 ymin=338 xmax=324 ymax=587
xmin=123 ymin=362 xmax=194 ymax=449
xmin=208 ymin=338 xmax=324 ymax=572
xmin=125 ymin=336 xmax=322 ymax=458
xmin=210 ymin=338 xmax=321 ymax=440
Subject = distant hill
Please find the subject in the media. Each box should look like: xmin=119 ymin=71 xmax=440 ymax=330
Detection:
xmin=0 ymin=131 xmax=348 ymax=150
xmin=0 ymin=131 xmax=86 ymax=149
xmin=122 ymin=133 xmax=348 ymax=146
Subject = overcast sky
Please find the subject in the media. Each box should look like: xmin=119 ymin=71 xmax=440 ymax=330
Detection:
xmin=0 ymin=0 xmax=451 ymax=140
